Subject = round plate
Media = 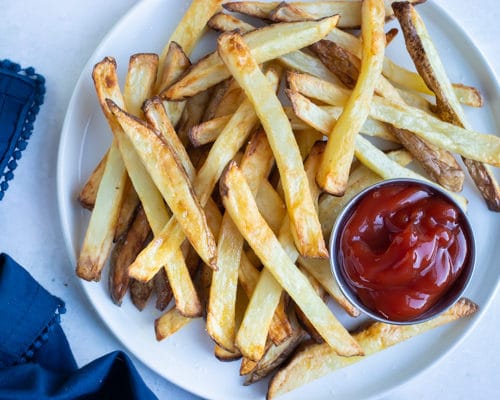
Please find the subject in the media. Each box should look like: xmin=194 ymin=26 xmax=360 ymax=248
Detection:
xmin=57 ymin=1 xmax=500 ymax=399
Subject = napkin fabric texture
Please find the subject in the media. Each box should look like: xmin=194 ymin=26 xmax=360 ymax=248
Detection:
xmin=0 ymin=60 xmax=45 ymax=201
xmin=0 ymin=253 xmax=157 ymax=400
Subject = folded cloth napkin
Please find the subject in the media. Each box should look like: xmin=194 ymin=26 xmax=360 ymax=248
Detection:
xmin=0 ymin=253 xmax=157 ymax=400
xmin=0 ymin=60 xmax=45 ymax=201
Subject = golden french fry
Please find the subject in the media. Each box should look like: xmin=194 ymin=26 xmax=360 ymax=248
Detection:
xmin=124 ymin=53 xmax=158 ymax=116
xmin=208 ymin=11 xmax=341 ymax=84
xmin=128 ymin=68 xmax=279 ymax=283
xmin=288 ymin=73 xmax=500 ymax=167
xmin=78 ymin=150 xmax=108 ymax=210
xmin=221 ymin=162 xmax=363 ymax=358
xmin=113 ymin=177 xmax=140 ymax=242
xmin=267 ymin=298 xmax=478 ymax=399
xmin=109 ymin=206 xmax=150 ymax=305
xmin=165 ymin=15 xmax=340 ymax=100
xmin=223 ymin=0 xmax=424 ymax=28
xmin=218 ymin=31 xmax=327 ymax=258
xmin=156 ymin=0 xmax=224 ymax=88
xmin=207 ymin=130 xmax=275 ymax=351
xmin=286 ymin=88 xmax=397 ymax=142
xmin=316 ymin=0 xmax=386 ymax=195
xmin=155 ymin=307 xmax=196 ymax=341
xmin=393 ymin=1 xmax=500 ymax=210
xmin=107 ymin=100 xmax=217 ymax=270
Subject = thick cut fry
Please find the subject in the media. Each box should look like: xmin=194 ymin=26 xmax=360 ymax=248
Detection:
xmin=218 ymin=31 xmax=327 ymax=258
xmin=113 ymin=177 xmax=140 ymax=241
xmin=109 ymin=206 xmax=150 ymax=305
xmin=77 ymin=142 xmax=127 ymax=282
xmin=268 ymin=298 xmax=478 ymax=399
xmin=165 ymin=16 xmax=340 ymax=100
xmin=393 ymin=1 xmax=500 ymax=210
xmin=78 ymin=150 xmax=107 ymax=210
xmin=188 ymin=114 xmax=231 ymax=147
xmin=221 ymin=162 xmax=363 ymax=358
xmin=288 ymin=74 xmax=500 ymax=167
xmin=316 ymin=0 xmax=386 ymax=195
xmin=96 ymin=56 xmax=202 ymax=316
xmin=223 ymin=0 xmax=424 ymax=28
xmin=382 ymin=57 xmax=483 ymax=107
xmin=128 ymin=68 xmax=279 ymax=283
xmin=244 ymin=310 xmax=307 ymax=385
xmin=157 ymin=42 xmax=190 ymax=126
xmin=306 ymin=40 xmax=466 ymax=192
xmin=107 ymin=100 xmax=217 ymax=269
xmin=123 ymin=53 xmax=158 ymax=116
xmin=236 ymin=142 xmax=325 ymax=361
xmin=207 ymin=130 xmax=275 ymax=351
xmin=155 ymin=307 xmax=195 ymax=341
xmin=287 ymin=89 xmax=397 ymax=142
xmin=156 ymin=0 xmax=224 ymax=87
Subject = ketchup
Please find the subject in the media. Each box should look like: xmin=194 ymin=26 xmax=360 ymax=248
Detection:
xmin=338 ymin=181 xmax=470 ymax=321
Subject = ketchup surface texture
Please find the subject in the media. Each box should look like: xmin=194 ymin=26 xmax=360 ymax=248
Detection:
xmin=339 ymin=182 xmax=469 ymax=321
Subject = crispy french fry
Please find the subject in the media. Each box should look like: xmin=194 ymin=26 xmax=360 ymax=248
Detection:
xmin=316 ymin=0 xmax=386 ymax=195
xmin=108 ymin=100 xmax=216 ymax=270
xmin=218 ymin=31 xmax=327 ymax=258
xmin=221 ymin=162 xmax=363 ymax=358
xmin=156 ymin=0 xmax=224 ymax=88
xmin=78 ymin=150 xmax=108 ymax=210
xmin=207 ymin=12 xmax=341 ymax=84
xmin=244 ymin=309 xmax=307 ymax=385
xmin=267 ymin=298 xmax=478 ymax=399
xmin=223 ymin=0 xmax=424 ymax=28
xmin=130 ymin=277 xmax=154 ymax=311
xmin=155 ymin=306 xmax=196 ymax=341
xmin=109 ymin=206 xmax=150 ymax=305
xmin=165 ymin=15 xmax=340 ymax=100
xmin=207 ymin=130 xmax=275 ymax=351
xmin=124 ymin=53 xmax=158 ymax=116
xmin=286 ymin=89 xmax=397 ymax=142
xmin=393 ymin=1 xmax=500 ymax=210
xmin=113 ymin=177 xmax=140 ymax=241
xmin=188 ymin=114 xmax=231 ymax=147
xmin=128 ymin=68 xmax=279 ymax=283
xmin=288 ymin=73 xmax=500 ymax=167
xmin=306 ymin=40 xmax=466 ymax=192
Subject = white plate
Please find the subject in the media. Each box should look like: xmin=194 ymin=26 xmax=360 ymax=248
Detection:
xmin=57 ymin=1 xmax=500 ymax=399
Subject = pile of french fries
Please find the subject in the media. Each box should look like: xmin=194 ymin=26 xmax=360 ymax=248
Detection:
xmin=75 ymin=0 xmax=498 ymax=397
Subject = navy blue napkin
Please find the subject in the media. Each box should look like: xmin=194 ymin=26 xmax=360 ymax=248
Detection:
xmin=0 ymin=253 xmax=157 ymax=400
xmin=0 ymin=60 xmax=45 ymax=201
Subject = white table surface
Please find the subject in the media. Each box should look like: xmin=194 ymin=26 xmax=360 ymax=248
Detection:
xmin=1 ymin=0 xmax=498 ymax=399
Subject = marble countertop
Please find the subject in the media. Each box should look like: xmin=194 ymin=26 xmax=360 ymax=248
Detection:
xmin=1 ymin=0 xmax=498 ymax=399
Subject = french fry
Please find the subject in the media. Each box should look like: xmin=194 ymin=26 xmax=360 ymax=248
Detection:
xmin=157 ymin=42 xmax=191 ymax=126
xmin=107 ymin=100 xmax=217 ymax=270
xmin=165 ymin=15 xmax=340 ymax=100
xmin=221 ymin=162 xmax=363 ymax=358
xmin=207 ymin=130 xmax=275 ymax=351
xmin=392 ymin=1 xmax=500 ymax=210
xmin=155 ymin=306 xmax=195 ymax=341
xmin=188 ymin=114 xmax=231 ymax=147
xmin=223 ymin=0 xmax=425 ymax=28
xmin=256 ymin=180 xmax=286 ymax=235
xmin=288 ymin=73 xmax=500 ymax=167
xmin=267 ymin=298 xmax=478 ymax=399
xmin=78 ymin=150 xmax=107 ymax=210
xmin=316 ymin=0 xmax=386 ymax=195
xmin=130 ymin=277 xmax=154 ymax=311
xmin=207 ymin=12 xmax=341 ymax=84
xmin=307 ymin=40 xmax=466 ymax=192
xmin=236 ymin=141 xmax=325 ymax=361
xmin=109 ymin=206 xmax=150 ymax=305
xmin=243 ymin=309 xmax=307 ymax=385
xmin=128 ymin=68 xmax=280 ymax=283
xmin=218 ymin=31 xmax=327 ymax=258
xmin=286 ymin=89 xmax=397 ymax=142
xmin=113 ymin=177 xmax=140 ymax=241
xmin=156 ymin=0 xmax=224 ymax=88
